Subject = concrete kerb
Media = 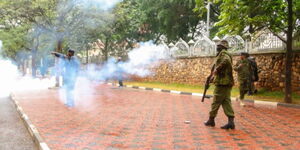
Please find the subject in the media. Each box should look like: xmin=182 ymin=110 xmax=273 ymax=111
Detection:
xmin=109 ymin=83 xmax=300 ymax=109
xmin=10 ymin=94 xmax=50 ymax=150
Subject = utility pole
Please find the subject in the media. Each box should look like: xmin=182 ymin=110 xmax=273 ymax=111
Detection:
xmin=206 ymin=2 xmax=211 ymax=38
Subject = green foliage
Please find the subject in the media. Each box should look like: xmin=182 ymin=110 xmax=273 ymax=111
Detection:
xmin=0 ymin=0 xmax=208 ymax=62
xmin=0 ymin=25 xmax=30 ymax=60
xmin=135 ymin=0 xmax=201 ymax=42
xmin=0 ymin=0 xmax=118 ymax=61
xmin=113 ymin=0 xmax=144 ymax=42
xmin=195 ymin=0 xmax=300 ymax=40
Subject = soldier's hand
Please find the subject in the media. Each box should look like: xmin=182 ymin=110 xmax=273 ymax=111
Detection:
xmin=213 ymin=70 xmax=218 ymax=76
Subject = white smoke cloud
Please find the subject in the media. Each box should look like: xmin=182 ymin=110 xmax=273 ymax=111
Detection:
xmin=0 ymin=61 xmax=56 ymax=98
xmin=93 ymin=0 xmax=122 ymax=9
xmin=0 ymin=60 xmax=19 ymax=98
xmin=121 ymin=42 xmax=170 ymax=76
xmin=0 ymin=40 xmax=55 ymax=98
xmin=85 ymin=41 xmax=171 ymax=80
xmin=78 ymin=0 xmax=122 ymax=10
xmin=0 ymin=39 xmax=170 ymax=108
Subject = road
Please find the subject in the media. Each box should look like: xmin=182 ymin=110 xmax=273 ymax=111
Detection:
xmin=0 ymin=97 xmax=37 ymax=150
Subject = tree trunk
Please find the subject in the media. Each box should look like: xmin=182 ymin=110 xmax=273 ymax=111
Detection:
xmin=103 ymin=37 xmax=109 ymax=61
xmin=284 ymin=0 xmax=293 ymax=103
xmin=57 ymin=40 xmax=63 ymax=53
xmin=55 ymin=40 xmax=63 ymax=87
xmin=31 ymin=50 xmax=37 ymax=78
xmin=31 ymin=35 xmax=40 ymax=78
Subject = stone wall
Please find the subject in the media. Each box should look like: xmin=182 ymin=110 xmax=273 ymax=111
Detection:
xmin=133 ymin=52 xmax=300 ymax=93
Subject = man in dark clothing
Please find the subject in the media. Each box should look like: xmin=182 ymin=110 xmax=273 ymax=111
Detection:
xmin=204 ymin=40 xmax=235 ymax=129
xmin=51 ymin=49 xmax=80 ymax=107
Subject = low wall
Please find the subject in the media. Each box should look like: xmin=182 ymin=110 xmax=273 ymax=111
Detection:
xmin=133 ymin=52 xmax=300 ymax=93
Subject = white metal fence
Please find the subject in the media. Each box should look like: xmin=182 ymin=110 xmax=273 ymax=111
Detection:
xmin=167 ymin=30 xmax=300 ymax=58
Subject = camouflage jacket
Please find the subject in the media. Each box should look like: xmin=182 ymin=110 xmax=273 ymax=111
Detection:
xmin=213 ymin=49 xmax=234 ymax=86
xmin=234 ymin=59 xmax=251 ymax=81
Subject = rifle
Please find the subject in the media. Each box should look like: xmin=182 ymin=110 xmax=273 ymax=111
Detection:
xmin=201 ymin=64 xmax=215 ymax=102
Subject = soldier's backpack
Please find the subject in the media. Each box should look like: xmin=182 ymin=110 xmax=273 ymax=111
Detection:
xmin=248 ymin=58 xmax=259 ymax=81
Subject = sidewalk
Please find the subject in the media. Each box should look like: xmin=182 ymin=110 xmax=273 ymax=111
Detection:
xmin=12 ymin=81 xmax=300 ymax=150
xmin=0 ymin=97 xmax=37 ymax=150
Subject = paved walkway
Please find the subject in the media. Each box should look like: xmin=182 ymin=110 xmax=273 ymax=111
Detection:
xmin=0 ymin=97 xmax=37 ymax=150
xmin=12 ymin=81 xmax=300 ymax=150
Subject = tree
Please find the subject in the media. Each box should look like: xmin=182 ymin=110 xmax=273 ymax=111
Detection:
xmin=0 ymin=0 xmax=57 ymax=76
xmin=137 ymin=0 xmax=201 ymax=42
xmin=112 ymin=0 xmax=202 ymax=43
xmin=195 ymin=0 xmax=300 ymax=103
xmin=0 ymin=0 xmax=121 ymax=80
xmin=113 ymin=0 xmax=147 ymax=47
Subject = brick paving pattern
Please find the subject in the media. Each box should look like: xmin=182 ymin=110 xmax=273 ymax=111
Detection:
xmin=13 ymin=81 xmax=300 ymax=150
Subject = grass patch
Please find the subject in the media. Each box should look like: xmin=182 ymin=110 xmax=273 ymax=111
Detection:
xmin=123 ymin=81 xmax=300 ymax=104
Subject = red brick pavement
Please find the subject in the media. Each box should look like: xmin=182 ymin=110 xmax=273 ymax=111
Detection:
xmin=13 ymin=81 xmax=300 ymax=150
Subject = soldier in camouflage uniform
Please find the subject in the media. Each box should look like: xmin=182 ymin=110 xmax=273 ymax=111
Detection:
xmin=234 ymin=52 xmax=251 ymax=106
xmin=204 ymin=40 xmax=235 ymax=129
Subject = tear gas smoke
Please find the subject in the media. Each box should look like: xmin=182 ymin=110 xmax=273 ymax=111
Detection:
xmin=0 ymin=60 xmax=56 ymax=98
xmin=0 ymin=1 xmax=169 ymax=106
xmin=122 ymin=42 xmax=171 ymax=76
xmin=78 ymin=0 xmax=123 ymax=10
xmin=0 ymin=40 xmax=55 ymax=98
xmin=0 ymin=40 xmax=17 ymax=98
xmin=85 ymin=41 xmax=171 ymax=81
xmin=0 ymin=58 xmax=19 ymax=98
xmin=0 ymin=40 xmax=170 ymax=109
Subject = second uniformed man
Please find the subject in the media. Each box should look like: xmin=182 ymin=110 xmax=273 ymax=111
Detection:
xmin=234 ymin=52 xmax=251 ymax=106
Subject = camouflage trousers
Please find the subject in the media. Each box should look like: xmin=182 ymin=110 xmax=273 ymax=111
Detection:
xmin=209 ymin=85 xmax=235 ymax=118
xmin=239 ymin=79 xmax=249 ymax=100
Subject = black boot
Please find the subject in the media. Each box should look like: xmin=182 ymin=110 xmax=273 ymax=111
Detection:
xmin=254 ymin=89 xmax=258 ymax=94
xmin=221 ymin=116 xmax=235 ymax=129
xmin=204 ymin=117 xmax=215 ymax=127
xmin=248 ymin=91 xmax=253 ymax=96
